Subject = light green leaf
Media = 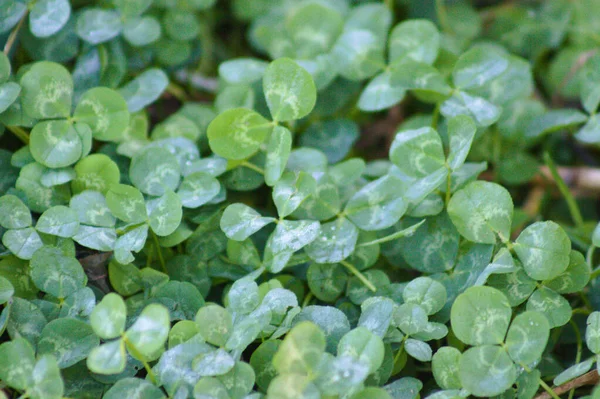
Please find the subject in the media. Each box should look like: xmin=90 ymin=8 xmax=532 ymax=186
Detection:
xmin=103 ymin=378 xmax=165 ymax=399
xmin=36 ymin=205 xmax=79 ymax=238
xmin=74 ymin=87 xmax=130 ymax=142
xmin=72 ymin=154 xmax=120 ymax=195
xmin=286 ymin=2 xmax=343 ymax=58
xmin=553 ymin=358 xmax=594 ymax=386
xmin=390 ymin=127 xmax=445 ymax=178
xmin=267 ymin=374 xmax=320 ymax=399
xmin=0 ymin=82 xmax=21 ymax=114
xmin=344 ymin=174 xmax=407 ymax=231
xmin=195 ymin=304 xmax=232 ymax=347
xmin=440 ymin=91 xmax=501 ymax=127
xmin=37 ymin=318 xmax=99 ymax=368
xmin=394 ymin=303 xmax=428 ymax=335
xmin=268 ymin=219 xmax=321 ymax=254
xmin=526 ymin=109 xmax=588 ymax=140
xmin=273 ymin=171 xmax=316 ymax=217
xmin=29 ymin=355 xmax=64 ymax=399
xmin=450 ymin=286 xmax=512 ymax=346
xmin=404 ymin=338 xmax=432 ymax=362
xmin=90 ymin=293 xmax=126 ymax=340
xmin=0 ymin=194 xmax=31 ymax=229
xmin=514 ymin=221 xmax=571 ymax=281
xmin=333 ymin=30 xmax=385 ymax=81
xmin=147 ymin=190 xmax=182 ymax=237
xmin=193 ymin=348 xmax=235 ymax=377
xmin=29 ymin=0 xmax=71 ymax=38
xmin=20 ymin=61 xmax=73 ymax=119
xmin=447 ymin=181 xmax=513 ymax=244
xmin=129 ymin=147 xmax=181 ymax=196
xmin=459 ymin=345 xmax=516 ymax=397
xmin=305 ymin=217 xmax=358 ymax=264
xmin=219 ymin=58 xmax=268 ymax=85
xmin=123 ymin=16 xmax=161 ymax=47
xmin=228 ymin=278 xmax=260 ymax=315
xmin=307 ymin=263 xmax=347 ymax=303
xmin=263 ymin=58 xmax=316 ymax=122
xmin=544 ymin=250 xmax=590 ymax=294
xmin=86 ymin=339 xmax=127 ymax=375
xmin=526 ymin=286 xmax=571 ymax=328
xmin=220 ymin=203 xmax=275 ymax=241
xmin=452 ymin=47 xmax=509 ymax=90
xmin=0 ymin=276 xmax=14 ymax=304
xmin=389 ymin=19 xmax=440 ymax=64
xmin=76 ymin=9 xmax=122 ymax=45
xmin=177 ymin=172 xmax=220 ymax=209
xmin=586 ymin=312 xmax=600 ymax=354
xmin=403 ymin=277 xmax=447 ymax=316
xmin=273 ymin=321 xmax=325 ymax=376
xmin=106 ymin=184 xmax=147 ymax=224
xmin=72 ymin=225 xmax=116 ymax=251
xmin=265 ymin=126 xmax=292 ymax=186
xmin=207 ymin=108 xmax=272 ymax=160
xmin=69 ymin=191 xmax=116 ymax=227
xmin=2 ymin=227 xmax=44 ymax=260
xmin=30 ymin=246 xmax=86 ymax=298
xmin=338 ymin=327 xmax=385 ymax=374
xmin=300 ymin=119 xmax=360 ymax=164
xmin=40 ymin=167 xmax=77 ymax=188
xmin=357 ymin=70 xmax=406 ymax=112
xmin=125 ymin=304 xmax=170 ymax=360
xmin=432 ymin=347 xmax=462 ymax=390
xmin=119 ymin=69 xmax=169 ymax=113
xmin=0 ymin=338 xmax=35 ymax=390
xmin=447 ymin=115 xmax=477 ymax=171
xmin=505 ymin=311 xmax=549 ymax=365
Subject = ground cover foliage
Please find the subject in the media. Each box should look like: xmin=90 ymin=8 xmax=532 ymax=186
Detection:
xmin=1 ymin=0 xmax=600 ymax=398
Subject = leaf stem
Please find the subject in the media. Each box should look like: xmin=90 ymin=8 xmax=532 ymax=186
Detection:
xmin=151 ymin=230 xmax=167 ymax=273
xmin=241 ymin=161 xmax=265 ymax=175
xmin=358 ymin=220 xmax=425 ymax=247
xmin=568 ymin=319 xmax=583 ymax=399
xmin=302 ymin=292 xmax=313 ymax=308
xmin=3 ymin=10 xmax=27 ymax=54
xmin=340 ymin=260 xmax=376 ymax=292
xmin=123 ymin=338 xmax=158 ymax=385
xmin=6 ymin=125 xmax=30 ymax=144
xmin=538 ymin=378 xmax=563 ymax=399
xmin=543 ymin=152 xmax=585 ymax=230
xmin=166 ymin=82 xmax=188 ymax=102
xmin=591 ymin=266 xmax=600 ymax=281
xmin=445 ymin=167 xmax=452 ymax=206
xmin=431 ymin=103 xmax=440 ymax=129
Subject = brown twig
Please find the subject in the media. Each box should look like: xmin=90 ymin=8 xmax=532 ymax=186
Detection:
xmin=3 ymin=11 xmax=27 ymax=54
xmin=534 ymin=370 xmax=600 ymax=399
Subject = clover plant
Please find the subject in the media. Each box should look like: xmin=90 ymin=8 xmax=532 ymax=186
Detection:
xmin=1 ymin=0 xmax=600 ymax=398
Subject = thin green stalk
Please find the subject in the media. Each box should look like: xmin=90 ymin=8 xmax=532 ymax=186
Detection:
xmin=340 ymin=260 xmax=377 ymax=292
xmin=445 ymin=166 xmax=452 ymax=206
xmin=586 ymin=245 xmax=595 ymax=269
xmin=6 ymin=125 xmax=30 ymax=144
xmin=431 ymin=103 xmax=440 ymax=129
xmin=568 ymin=319 xmax=583 ymax=399
xmin=151 ymin=230 xmax=167 ymax=273
xmin=591 ymin=267 xmax=600 ymax=281
xmin=241 ymin=161 xmax=265 ymax=175
xmin=538 ymin=377 xmax=562 ymax=399
xmin=302 ymin=292 xmax=313 ymax=308
xmin=123 ymin=338 xmax=158 ymax=385
xmin=435 ymin=0 xmax=451 ymax=33
xmin=543 ymin=152 xmax=585 ymax=229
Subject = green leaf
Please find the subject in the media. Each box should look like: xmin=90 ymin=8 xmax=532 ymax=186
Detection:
xmin=147 ymin=190 xmax=182 ymax=237
xmin=300 ymin=119 xmax=360 ymax=164
xmin=265 ymin=125 xmax=292 ymax=186
xmin=432 ymin=347 xmax=462 ymax=390
xmin=250 ymin=340 xmax=281 ymax=391
xmin=29 ymin=355 xmax=64 ymax=399
xmin=440 ymin=91 xmax=501 ymax=127
xmin=195 ymin=304 xmax=232 ymax=347
xmin=267 ymin=374 xmax=320 ymax=399
xmin=452 ymin=47 xmax=509 ymax=90
xmin=357 ymin=70 xmax=406 ymax=112
xmin=129 ymin=147 xmax=181 ymax=196
xmin=193 ymin=348 xmax=235 ymax=377
xmin=207 ymin=108 xmax=272 ymax=160
xmin=389 ymin=19 xmax=440 ymax=64
xmin=72 ymin=154 xmax=121 ymax=195
xmin=403 ymin=277 xmax=447 ymax=316
xmin=177 ymin=172 xmax=220 ymax=209
xmin=0 ymin=82 xmax=21 ymax=114
xmin=219 ymin=58 xmax=268 ymax=85
xmin=20 ymin=61 xmax=73 ymax=119
xmin=40 ymin=167 xmax=77 ymax=188
xmin=526 ymin=109 xmax=588 ymax=140
xmin=76 ymin=9 xmax=122 ymax=45
xmin=73 ymin=225 xmax=116 ymax=251
xmin=553 ymin=358 xmax=594 ymax=387
xmin=0 ymin=194 xmax=31 ymax=229
xmin=228 ymin=278 xmax=260 ymax=315
xmin=90 ymin=293 xmax=126 ymax=340
xmin=294 ymin=306 xmax=351 ymax=353
xmin=217 ymin=361 xmax=255 ymax=398
xmin=450 ymin=286 xmax=512 ymax=346
xmin=273 ymin=171 xmax=316 ymax=217
xmin=74 ymin=87 xmax=130 ymax=142
xmin=70 ymin=191 xmax=116 ymax=227
xmin=390 ymin=127 xmax=445 ymax=178
xmin=514 ymin=221 xmax=571 ymax=281
xmin=30 ymin=246 xmax=86 ymax=298
xmin=2 ymin=227 xmax=44 ymax=260
xmin=118 ymin=69 xmax=168 ymax=113
xmin=220 ymin=203 xmax=275 ymax=241
xmin=287 ymin=2 xmax=343 ymax=58
xmin=36 ymin=205 xmax=79 ymax=238
xmin=544 ymin=250 xmax=591 ymax=294
xmin=0 ymin=276 xmax=14 ymax=304
xmin=404 ymin=338 xmax=432 ymax=362
xmin=0 ymin=338 xmax=35 ymax=390
xmin=332 ymin=30 xmax=385 ymax=81
xmin=273 ymin=321 xmax=325 ymax=376
xmin=448 ymin=181 xmax=513 ymax=244
xmin=106 ymin=184 xmax=147 ymax=224
xmin=307 ymin=263 xmax=347 ymax=303
xmin=123 ymin=16 xmax=161 ymax=47
xmin=586 ymin=312 xmax=600 ymax=354
xmin=263 ymin=58 xmax=317 ymax=122
xmin=447 ymin=115 xmax=477 ymax=171
xmin=505 ymin=311 xmax=549 ymax=365
xmin=344 ymin=174 xmax=407 ymax=231
xmin=338 ymin=327 xmax=385 ymax=374
xmin=38 ymin=318 xmax=99 ymax=368
xmin=125 ymin=303 xmax=170 ymax=360
xmin=526 ymin=286 xmax=571 ymax=328
xmin=29 ymin=0 xmax=71 ymax=38
xmin=268 ymin=219 xmax=321 ymax=254
xmin=86 ymin=340 xmax=127 ymax=375
xmin=305 ymin=217 xmax=358 ymax=264
xmin=103 ymin=378 xmax=165 ymax=399
xmin=394 ymin=303 xmax=428 ymax=335
xmin=459 ymin=345 xmax=517 ymax=397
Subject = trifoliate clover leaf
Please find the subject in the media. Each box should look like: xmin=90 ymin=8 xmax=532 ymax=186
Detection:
xmin=389 ymin=127 xmax=445 ymax=179
xmin=124 ymin=304 xmax=170 ymax=360
xmin=90 ymin=293 xmax=127 ymax=340
xmin=129 ymin=147 xmax=181 ymax=196
xmin=37 ymin=318 xmax=99 ymax=369
xmin=458 ymin=345 xmax=516 ymax=397
xmin=20 ymin=61 xmax=73 ymax=119
xmin=73 ymin=87 xmax=130 ymax=142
